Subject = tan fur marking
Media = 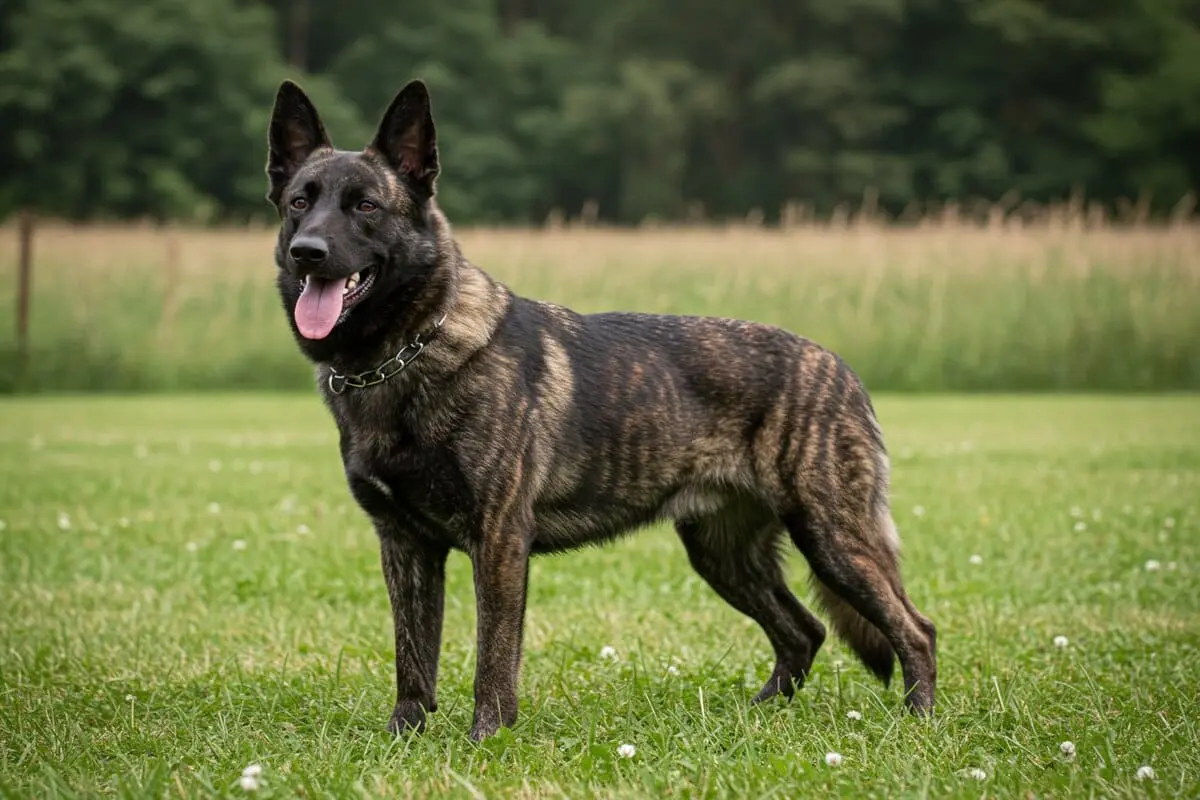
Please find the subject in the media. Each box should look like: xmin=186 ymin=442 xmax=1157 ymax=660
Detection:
xmin=529 ymin=333 xmax=577 ymax=497
xmin=444 ymin=263 xmax=508 ymax=353
xmin=797 ymin=350 xmax=835 ymax=476
xmin=541 ymin=302 xmax=581 ymax=333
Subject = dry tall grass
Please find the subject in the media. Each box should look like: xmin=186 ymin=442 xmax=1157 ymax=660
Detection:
xmin=1 ymin=218 xmax=1197 ymax=393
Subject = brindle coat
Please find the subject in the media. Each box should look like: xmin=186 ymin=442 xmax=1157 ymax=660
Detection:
xmin=266 ymin=79 xmax=937 ymax=741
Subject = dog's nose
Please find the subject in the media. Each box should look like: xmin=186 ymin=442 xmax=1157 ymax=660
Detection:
xmin=289 ymin=236 xmax=328 ymax=264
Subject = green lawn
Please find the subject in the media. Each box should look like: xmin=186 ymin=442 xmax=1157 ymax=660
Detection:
xmin=1 ymin=394 xmax=1197 ymax=798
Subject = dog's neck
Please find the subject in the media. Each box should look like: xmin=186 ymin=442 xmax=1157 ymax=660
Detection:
xmin=321 ymin=221 xmax=510 ymax=388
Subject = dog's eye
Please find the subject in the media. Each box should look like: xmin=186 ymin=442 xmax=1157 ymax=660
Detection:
xmin=290 ymin=197 xmax=308 ymax=211
xmin=357 ymin=199 xmax=378 ymax=214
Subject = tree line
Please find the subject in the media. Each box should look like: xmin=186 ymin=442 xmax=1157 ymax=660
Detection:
xmin=1 ymin=0 xmax=1197 ymax=226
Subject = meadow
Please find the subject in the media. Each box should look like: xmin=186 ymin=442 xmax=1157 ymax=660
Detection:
xmin=1 ymin=216 xmax=1199 ymax=394
xmin=0 ymin=218 xmax=1198 ymax=798
xmin=0 ymin=393 xmax=1197 ymax=798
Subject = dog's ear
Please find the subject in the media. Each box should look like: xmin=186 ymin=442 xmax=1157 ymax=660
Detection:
xmin=370 ymin=80 xmax=439 ymax=197
xmin=267 ymin=80 xmax=332 ymax=208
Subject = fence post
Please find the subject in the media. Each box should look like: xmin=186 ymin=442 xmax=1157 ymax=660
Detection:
xmin=16 ymin=211 xmax=35 ymax=364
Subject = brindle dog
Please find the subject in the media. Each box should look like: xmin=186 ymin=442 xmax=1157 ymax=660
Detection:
xmin=266 ymin=79 xmax=937 ymax=741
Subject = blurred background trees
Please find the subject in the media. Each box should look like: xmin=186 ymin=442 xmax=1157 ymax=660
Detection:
xmin=1 ymin=0 xmax=1197 ymax=226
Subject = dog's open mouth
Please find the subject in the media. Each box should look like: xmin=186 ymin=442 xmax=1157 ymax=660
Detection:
xmin=294 ymin=268 xmax=375 ymax=340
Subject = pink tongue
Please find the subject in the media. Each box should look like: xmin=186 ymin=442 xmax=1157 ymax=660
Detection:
xmin=294 ymin=277 xmax=346 ymax=339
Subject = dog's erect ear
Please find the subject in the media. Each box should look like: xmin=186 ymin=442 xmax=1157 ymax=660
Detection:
xmin=370 ymin=80 xmax=439 ymax=196
xmin=267 ymin=80 xmax=331 ymax=208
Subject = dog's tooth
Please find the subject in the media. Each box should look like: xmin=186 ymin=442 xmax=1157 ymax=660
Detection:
xmin=350 ymin=271 xmax=361 ymax=283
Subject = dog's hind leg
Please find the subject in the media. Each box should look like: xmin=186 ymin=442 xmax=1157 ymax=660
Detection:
xmin=675 ymin=506 xmax=827 ymax=704
xmin=784 ymin=500 xmax=937 ymax=714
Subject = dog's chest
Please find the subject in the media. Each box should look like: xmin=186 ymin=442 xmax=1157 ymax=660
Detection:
xmin=340 ymin=425 xmax=472 ymax=544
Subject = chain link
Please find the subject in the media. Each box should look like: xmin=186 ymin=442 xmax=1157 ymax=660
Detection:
xmin=327 ymin=314 xmax=446 ymax=395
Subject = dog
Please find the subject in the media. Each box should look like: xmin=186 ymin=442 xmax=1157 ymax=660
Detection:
xmin=265 ymin=79 xmax=937 ymax=741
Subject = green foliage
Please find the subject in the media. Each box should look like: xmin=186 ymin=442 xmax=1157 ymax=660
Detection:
xmin=0 ymin=0 xmax=1197 ymax=223
xmin=0 ymin=0 xmax=365 ymax=222
xmin=324 ymin=0 xmax=583 ymax=222
xmin=1 ymin=394 xmax=1198 ymax=796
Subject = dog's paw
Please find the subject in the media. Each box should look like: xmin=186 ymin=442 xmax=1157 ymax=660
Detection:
xmin=469 ymin=718 xmax=498 ymax=742
xmin=386 ymin=700 xmax=428 ymax=736
xmin=468 ymin=705 xmax=516 ymax=742
xmin=750 ymin=662 xmax=801 ymax=705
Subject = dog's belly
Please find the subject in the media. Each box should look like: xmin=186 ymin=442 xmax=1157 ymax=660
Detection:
xmin=529 ymin=483 xmax=734 ymax=554
xmin=530 ymin=506 xmax=652 ymax=553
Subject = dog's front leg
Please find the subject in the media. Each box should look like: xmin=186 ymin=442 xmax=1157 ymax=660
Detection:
xmin=378 ymin=528 xmax=449 ymax=735
xmin=468 ymin=511 xmax=533 ymax=741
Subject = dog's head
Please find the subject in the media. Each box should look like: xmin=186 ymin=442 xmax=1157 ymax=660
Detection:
xmin=266 ymin=80 xmax=445 ymax=360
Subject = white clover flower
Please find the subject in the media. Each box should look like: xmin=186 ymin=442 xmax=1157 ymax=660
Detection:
xmin=1060 ymin=741 xmax=1076 ymax=758
xmin=297 ymin=524 xmax=311 ymax=535
xmin=1164 ymin=517 xmax=1175 ymax=529
xmin=1054 ymin=635 xmax=1069 ymax=648
xmin=968 ymin=554 xmax=983 ymax=565
xmin=965 ymin=767 xmax=987 ymax=781
xmin=208 ymin=459 xmax=222 ymax=472
xmin=599 ymin=645 xmax=617 ymax=661
xmin=1136 ymin=765 xmax=1155 ymax=781
xmin=1070 ymin=506 xmax=1083 ymax=518
xmin=912 ymin=505 xmax=926 ymax=518
xmin=666 ymin=664 xmax=679 ymax=676
xmin=1144 ymin=559 xmax=1161 ymax=572
xmin=846 ymin=710 xmax=862 ymax=721
xmin=232 ymin=539 xmax=247 ymax=551
xmin=238 ymin=774 xmax=260 ymax=791
xmin=207 ymin=502 xmax=221 ymax=514
xmin=824 ymin=752 xmax=843 ymax=767
xmin=242 ymin=764 xmax=263 ymax=779
xmin=185 ymin=541 xmax=198 ymax=553
xmin=617 ymin=743 xmax=636 ymax=759
xmin=1073 ymin=521 xmax=1087 ymax=533
xmin=57 ymin=512 xmax=71 ymax=530
xmin=125 ymin=694 xmax=135 ymax=702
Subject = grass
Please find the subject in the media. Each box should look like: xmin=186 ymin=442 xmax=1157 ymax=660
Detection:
xmin=1 ymin=220 xmax=1199 ymax=393
xmin=1 ymin=393 xmax=1197 ymax=798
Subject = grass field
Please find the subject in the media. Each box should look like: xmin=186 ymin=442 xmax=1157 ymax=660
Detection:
xmin=1 ymin=393 xmax=1197 ymax=798
xmin=1 ymin=220 xmax=1199 ymax=393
